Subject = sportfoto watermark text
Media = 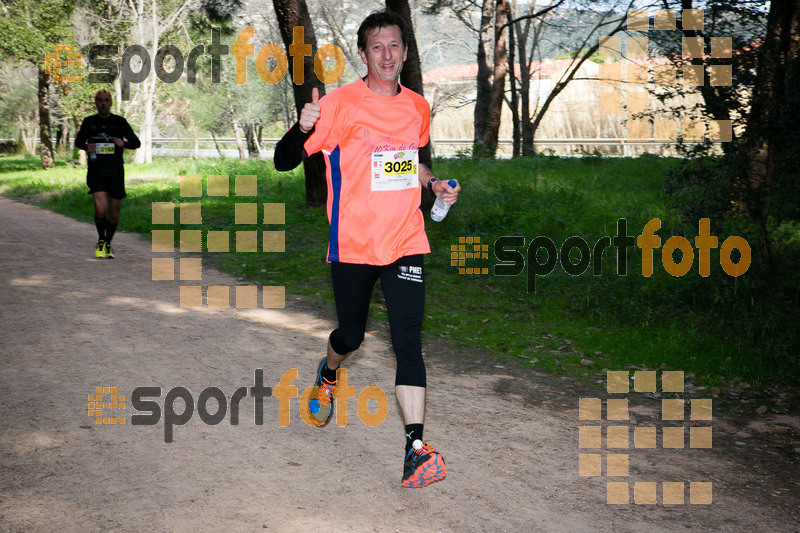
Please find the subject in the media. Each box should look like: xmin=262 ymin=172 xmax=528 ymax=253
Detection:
xmin=130 ymin=368 xmax=387 ymax=443
xmin=87 ymin=27 xmax=345 ymax=100
xmin=494 ymin=218 xmax=750 ymax=292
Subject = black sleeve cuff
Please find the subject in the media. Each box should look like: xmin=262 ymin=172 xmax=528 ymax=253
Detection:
xmin=274 ymin=123 xmax=313 ymax=171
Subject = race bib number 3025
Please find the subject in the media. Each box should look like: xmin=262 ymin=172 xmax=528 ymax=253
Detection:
xmin=371 ymin=150 xmax=419 ymax=191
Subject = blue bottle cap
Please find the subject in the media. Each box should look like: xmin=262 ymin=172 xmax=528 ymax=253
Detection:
xmin=447 ymin=179 xmax=457 ymax=187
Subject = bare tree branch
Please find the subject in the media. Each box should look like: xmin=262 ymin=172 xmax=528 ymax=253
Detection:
xmin=499 ymin=0 xmax=567 ymax=32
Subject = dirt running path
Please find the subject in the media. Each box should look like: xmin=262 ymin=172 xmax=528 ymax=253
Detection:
xmin=0 ymin=196 xmax=798 ymax=532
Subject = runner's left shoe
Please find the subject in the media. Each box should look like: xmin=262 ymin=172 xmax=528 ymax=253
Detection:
xmin=308 ymin=357 xmax=337 ymax=427
xmin=104 ymin=242 xmax=115 ymax=259
xmin=401 ymin=440 xmax=446 ymax=488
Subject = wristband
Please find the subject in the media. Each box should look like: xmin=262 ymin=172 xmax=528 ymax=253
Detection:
xmin=427 ymin=178 xmax=438 ymax=192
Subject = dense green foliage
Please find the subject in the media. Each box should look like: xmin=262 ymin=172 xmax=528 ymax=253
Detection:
xmin=0 ymin=0 xmax=76 ymax=63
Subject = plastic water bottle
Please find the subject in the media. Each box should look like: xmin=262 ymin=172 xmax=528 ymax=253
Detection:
xmin=89 ymin=152 xmax=96 ymax=161
xmin=430 ymin=179 xmax=457 ymax=222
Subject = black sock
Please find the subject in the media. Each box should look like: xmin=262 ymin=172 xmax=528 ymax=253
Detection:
xmin=405 ymin=423 xmax=424 ymax=456
xmin=321 ymin=361 xmax=338 ymax=383
xmin=94 ymin=216 xmax=106 ymax=240
xmin=105 ymin=221 xmax=118 ymax=244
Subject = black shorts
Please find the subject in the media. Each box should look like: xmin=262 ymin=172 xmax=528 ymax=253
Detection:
xmin=329 ymin=255 xmax=426 ymax=388
xmin=87 ymin=175 xmax=126 ymax=200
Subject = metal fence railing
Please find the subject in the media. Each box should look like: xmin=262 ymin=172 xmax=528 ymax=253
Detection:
xmin=4 ymin=137 xmax=702 ymax=157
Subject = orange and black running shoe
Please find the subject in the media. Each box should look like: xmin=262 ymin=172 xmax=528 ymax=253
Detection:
xmin=401 ymin=440 xmax=446 ymax=488
xmin=308 ymin=357 xmax=337 ymax=427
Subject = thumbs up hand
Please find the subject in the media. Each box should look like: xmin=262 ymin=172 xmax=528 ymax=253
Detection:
xmin=298 ymin=87 xmax=321 ymax=133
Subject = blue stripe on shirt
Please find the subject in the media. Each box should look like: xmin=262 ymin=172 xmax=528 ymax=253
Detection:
xmin=327 ymin=146 xmax=342 ymax=262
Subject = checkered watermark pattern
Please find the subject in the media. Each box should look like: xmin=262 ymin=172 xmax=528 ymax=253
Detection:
xmin=599 ymin=9 xmax=733 ymax=143
xmin=44 ymin=44 xmax=83 ymax=83
xmin=451 ymin=236 xmax=490 ymax=275
xmin=151 ymin=174 xmax=286 ymax=309
xmin=578 ymin=370 xmax=713 ymax=505
xmin=88 ymin=386 xmax=125 ymax=425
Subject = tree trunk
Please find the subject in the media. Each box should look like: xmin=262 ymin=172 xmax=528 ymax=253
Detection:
xmin=231 ymin=114 xmax=246 ymax=160
xmin=738 ymin=0 xmax=800 ymax=281
xmin=135 ymin=79 xmax=155 ymax=163
xmin=37 ymin=68 xmax=55 ymax=169
xmin=279 ymin=78 xmax=293 ymax=131
xmin=519 ymin=18 xmax=535 ymax=156
xmin=114 ymin=76 xmax=122 ymax=116
xmin=485 ymin=0 xmax=509 ymax=158
xmin=20 ymin=127 xmax=30 ymax=154
xmin=273 ymin=0 xmax=327 ymax=206
xmin=133 ymin=3 xmax=156 ymax=164
xmin=190 ymin=124 xmax=199 ymax=158
xmin=507 ymin=16 xmax=520 ymax=158
xmin=72 ymin=115 xmax=84 ymax=163
xmin=55 ymin=125 xmax=63 ymax=149
xmin=386 ymin=0 xmax=432 ymax=169
xmin=144 ymin=77 xmax=155 ymax=163
xmin=211 ymin=131 xmax=225 ymax=158
xmin=245 ymin=123 xmax=260 ymax=158
xmin=55 ymin=122 xmax=65 ymax=150
xmin=63 ymin=116 xmax=70 ymax=150
xmin=473 ymin=0 xmax=495 ymax=157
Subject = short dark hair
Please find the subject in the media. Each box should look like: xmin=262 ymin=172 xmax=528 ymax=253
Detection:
xmin=357 ymin=11 xmax=407 ymax=51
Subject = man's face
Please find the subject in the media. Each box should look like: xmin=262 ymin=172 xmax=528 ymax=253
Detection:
xmin=95 ymin=93 xmax=111 ymax=117
xmin=359 ymin=25 xmax=407 ymax=85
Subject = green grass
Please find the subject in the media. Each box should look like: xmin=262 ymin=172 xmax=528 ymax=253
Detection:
xmin=1 ymin=152 xmax=797 ymax=388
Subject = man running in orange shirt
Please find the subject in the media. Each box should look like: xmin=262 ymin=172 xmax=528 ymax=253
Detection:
xmin=275 ymin=10 xmax=460 ymax=488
